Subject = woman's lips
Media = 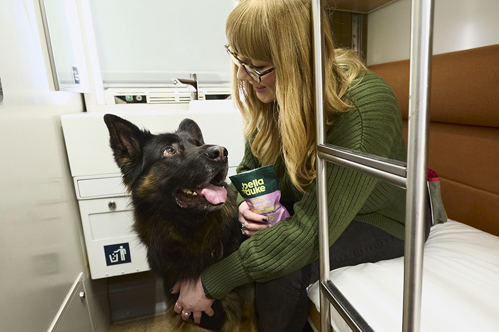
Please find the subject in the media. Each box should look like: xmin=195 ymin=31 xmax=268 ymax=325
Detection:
xmin=253 ymin=86 xmax=266 ymax=93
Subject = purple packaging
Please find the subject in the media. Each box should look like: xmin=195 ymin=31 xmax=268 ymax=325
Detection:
xmin=230 ymin=166 xmax=290 ymax=226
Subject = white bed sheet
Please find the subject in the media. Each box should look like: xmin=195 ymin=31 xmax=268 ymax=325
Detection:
xmin=307 ymin=220 xmax=499 ymax=332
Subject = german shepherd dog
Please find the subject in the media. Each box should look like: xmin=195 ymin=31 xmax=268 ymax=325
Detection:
xmin=104 ymin=114 xmax=255 ymax=332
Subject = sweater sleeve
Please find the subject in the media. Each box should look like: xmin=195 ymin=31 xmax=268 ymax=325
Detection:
xmin=202 ymin=72 xmax=403 ymax=299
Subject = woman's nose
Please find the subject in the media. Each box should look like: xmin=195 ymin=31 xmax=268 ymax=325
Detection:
xmin=236 ymin=65 xmax=252 ymax=81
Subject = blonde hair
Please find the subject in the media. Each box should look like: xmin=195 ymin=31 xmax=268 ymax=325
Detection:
xmin=226 ymin=0 xmax=366 ymax=192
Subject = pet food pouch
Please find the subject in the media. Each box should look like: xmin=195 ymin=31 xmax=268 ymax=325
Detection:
xmin=230 ymin=165 xmax=290 ymax=226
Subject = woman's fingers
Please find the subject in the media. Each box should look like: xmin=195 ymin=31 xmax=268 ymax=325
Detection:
xmin=181 ymin=310 xmax=190 ymax=322
xmin=241 ymin=208 xmax=268 ymax=223
xmin=243 ymin=220 xmax=268 ymax=231
xmin=238 ymin=201 xmax=270 ymax=236
xmin=192 ymin=311 xmax=202 ymax=324
xmin=174 ymin=301 xmax=182 ymax=314
xmin=239 ymin=202 xmax=268 ymax=223
xmin=241 ymin=218 xmax=269 ymax=237
xmin=171 ymin=282 xmax=180 ymax=294
xmin=172 ymin=278 xmax=216 ymax=324
xmin=204 ymin=306 xmax=214 ymax=317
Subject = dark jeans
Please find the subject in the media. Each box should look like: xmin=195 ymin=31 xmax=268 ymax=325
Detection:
xmin=256 ymin=210 xmax=432 ymax=332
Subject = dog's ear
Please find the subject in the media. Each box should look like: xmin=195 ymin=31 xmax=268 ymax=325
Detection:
xmin=104 ymin=114 xmax=149 ymax=186
xmin=177 ymin=118 xmax=204 ymax=144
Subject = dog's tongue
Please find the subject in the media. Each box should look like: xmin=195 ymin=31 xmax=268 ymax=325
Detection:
xmin=200 ymin=184 xmax=227 ymax=205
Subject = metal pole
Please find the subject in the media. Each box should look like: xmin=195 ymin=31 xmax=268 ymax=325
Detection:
xmin=312 ymin=0 xmax=330 ymax=331
xmin=317 ymin=144 xmax=407 ymax=189
xmin=321 ymin=281 xmax=374 ymax=332
xmin=403 ymin=0 xmax=434 ymax=331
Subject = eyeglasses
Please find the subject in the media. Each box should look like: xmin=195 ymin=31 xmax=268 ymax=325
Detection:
xmin=225 ymin=44 xmax=274 ymax=83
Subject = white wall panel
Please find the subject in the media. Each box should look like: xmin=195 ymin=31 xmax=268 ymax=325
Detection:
xmin=0 ymin=0 xmax=107 ymax=331
xmin=367 ymin=0 xmax=499 ymax=65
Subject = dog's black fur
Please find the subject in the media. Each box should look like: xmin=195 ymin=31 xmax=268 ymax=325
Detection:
xmin=104 ymin=114 xmax=255 ymax=332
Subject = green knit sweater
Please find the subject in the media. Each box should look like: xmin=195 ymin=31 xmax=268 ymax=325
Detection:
xmin=201 ymin=71 xmax=407 ymax=299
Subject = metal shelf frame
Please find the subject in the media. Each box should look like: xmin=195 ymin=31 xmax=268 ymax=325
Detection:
xmin=313 ymin=0 xmax=435 ymax=331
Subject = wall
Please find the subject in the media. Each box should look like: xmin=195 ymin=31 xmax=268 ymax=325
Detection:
xmin=0 ymin=0 xmax=107 ymax=331
xmin=88 ymin=0 xmax=235 ymax=86
xmin=367 ymin=0 xmax=499 ymax=65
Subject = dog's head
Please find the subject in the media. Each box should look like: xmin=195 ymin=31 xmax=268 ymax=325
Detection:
xmin=104 ymin=114 xmax=231 ymax=214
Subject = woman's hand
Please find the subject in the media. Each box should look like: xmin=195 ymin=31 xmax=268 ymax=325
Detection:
xmin=172 ymin=278 xmax=215 ymax=324
xmin=239 ymin=201 xmax=270 ymax=237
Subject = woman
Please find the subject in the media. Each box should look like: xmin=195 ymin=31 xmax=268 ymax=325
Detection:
xmin=173 ymin=0 xmax=431 ymax=331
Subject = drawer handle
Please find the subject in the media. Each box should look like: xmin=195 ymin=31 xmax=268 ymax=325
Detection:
xmin=108 ymin=201 xmax=117 ymax=210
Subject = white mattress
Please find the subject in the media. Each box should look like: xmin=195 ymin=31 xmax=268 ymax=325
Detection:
xmin=307 ymin=220 xmax=499 ymax=332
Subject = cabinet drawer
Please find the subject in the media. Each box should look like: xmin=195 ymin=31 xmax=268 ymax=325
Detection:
xmin=79 ymin=197 xmax=134 ymax=240
xmin=75 ymin=175 xmax=127 ymax=199
xmin=78 ymin=197 xmax=149 ymax=279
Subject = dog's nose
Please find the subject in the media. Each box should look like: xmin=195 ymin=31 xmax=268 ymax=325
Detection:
xmin=206 ymin=146 xmax=228 ymax=162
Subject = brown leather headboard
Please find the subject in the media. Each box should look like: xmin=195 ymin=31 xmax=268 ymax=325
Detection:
xmin=368 ymin=45 xmax=499 ymax=236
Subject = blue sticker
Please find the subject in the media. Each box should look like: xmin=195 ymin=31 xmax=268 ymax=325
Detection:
xmin=104 ymin=243 xmax=132 ymax=266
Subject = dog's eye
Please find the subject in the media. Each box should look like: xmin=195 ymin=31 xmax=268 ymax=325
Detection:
xmin=163 ymin=147 xmax=177 ymax=157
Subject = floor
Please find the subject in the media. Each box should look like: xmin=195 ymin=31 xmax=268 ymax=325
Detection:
xmin=108 ymin=314 xmax=170 ymax=332
xmin=108 ymin=315 xmax=318 ymax=332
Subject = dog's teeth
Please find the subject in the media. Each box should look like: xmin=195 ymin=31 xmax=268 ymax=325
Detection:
xmin=182 ymin=189 xmax=198 ymax=196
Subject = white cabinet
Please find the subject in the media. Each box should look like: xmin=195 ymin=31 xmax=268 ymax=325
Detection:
xmin=61 ymin=106 xmax=244 ymax=178
xmin=77 ymin=185 xmax=150 ymax=279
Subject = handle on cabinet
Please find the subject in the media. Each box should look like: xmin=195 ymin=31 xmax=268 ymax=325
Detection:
xmin=108 ymin=201 xmax=117 ymax=210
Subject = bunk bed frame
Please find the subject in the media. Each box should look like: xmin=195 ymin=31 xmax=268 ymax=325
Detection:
xmin=312 ymin=0 xmax=499 ymax=331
